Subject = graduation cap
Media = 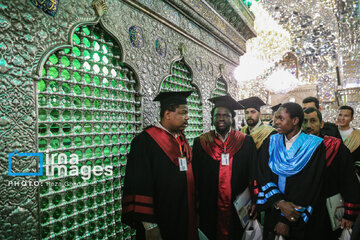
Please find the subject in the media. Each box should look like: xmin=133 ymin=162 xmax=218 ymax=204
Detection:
xmin=208 ymin=94 xmax=244 ymax=111
xmin=238 ymin=96 xmax=266 ymax=112
xmin=271 ymin=103 xmax=281 ymax=112
xmin=153 ymin=91 xmax=193 ymax=107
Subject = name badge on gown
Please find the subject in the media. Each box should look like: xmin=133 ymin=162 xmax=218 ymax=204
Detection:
xmin=221 ymin=153 xmax=229 ymax=166
xmin=178 ymin=157 xmax=188 ymax=171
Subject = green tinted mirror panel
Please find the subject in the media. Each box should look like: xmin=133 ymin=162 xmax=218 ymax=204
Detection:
xmin=160 ymin=60 xmax=203 ymax=145
xmin=211 ymin=77 xmax=228 ymax=97
xmin=38 ymin=25 xmax=140 ymax=239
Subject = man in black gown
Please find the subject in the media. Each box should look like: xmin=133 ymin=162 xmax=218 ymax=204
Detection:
xmin=192 ymin=94 xmax=257 ymax=240
xmin=238 ymin=96 xmax=277 ymax=151
xmin=256 ymin=103 xmax=326 ymax=240
xmin=122 ymin=91 xmax=198 ymax=240
xmin=302 ymin=107 xmax=360 ymax=239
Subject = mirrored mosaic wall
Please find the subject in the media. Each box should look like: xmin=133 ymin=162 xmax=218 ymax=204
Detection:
xmin=1 ymin=1 xmax=244 ymax=239
xmin=160 ymin=59 xmax=203 ymax=145
xmin=37 ymin=24 xmax=140 ymax=239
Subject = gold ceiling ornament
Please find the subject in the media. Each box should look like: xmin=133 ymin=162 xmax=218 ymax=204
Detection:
xmin=178 ymin=43 xmax=186 ymax=56
xmin=92 ymin=0 xmax=108 ymax=17
xmin=279 ymin=52 xmax=298 ymax=78
xmin=219 ymin=64 xmax=225 ymax=76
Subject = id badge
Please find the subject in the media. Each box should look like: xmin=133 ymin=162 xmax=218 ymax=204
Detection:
xmin=178 ymin=157 xmax=188 ymax=171
xmin=221 ymin=153 xmax=229 ymax=166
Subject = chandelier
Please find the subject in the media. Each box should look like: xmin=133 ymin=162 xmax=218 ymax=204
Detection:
xmin=264 ymin=68 xmax=299 ymax=94
xmin=234 ymin=1 xmax=292 ymax=86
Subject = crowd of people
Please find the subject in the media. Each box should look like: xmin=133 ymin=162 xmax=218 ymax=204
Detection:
xmin=121 ymin=91 xmax=360 ymax=240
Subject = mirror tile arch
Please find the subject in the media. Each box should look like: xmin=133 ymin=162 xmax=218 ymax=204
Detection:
xmin=37 ymin=24 xmax=141 ymax=240
xmin=160 ymin=58 xmax=203 ymax=145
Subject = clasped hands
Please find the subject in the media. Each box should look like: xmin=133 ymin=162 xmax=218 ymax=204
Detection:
xmin=274 ymin=200 xmax=301 ymax=237
xmin=276 ymin=200 xmax=301 ymax=222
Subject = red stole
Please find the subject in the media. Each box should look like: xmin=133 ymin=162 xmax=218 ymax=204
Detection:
xmin=200 ymin=130 xmax=246 ymax=239
xmin=145 ymin=126 xmax=198 ymax=240
xmin=323 ymin=135 xmax=341 ymax=167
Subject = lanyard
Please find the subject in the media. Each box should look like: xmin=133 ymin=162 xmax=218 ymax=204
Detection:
xmin=175 ymin=134 xmax=184 ymax=157
xmin=222 ymin=133 xmax=231 ymax=153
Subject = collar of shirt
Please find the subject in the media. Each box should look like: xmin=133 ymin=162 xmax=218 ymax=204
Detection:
xmin=249 ymin=120 xmax=262 ymax=133
xmin=215 ymin=129 xmax=231 ymax=143
xmin=339 ymin=127 xmax=354 ymax=141
xmin=284 ymin=129 xmax=302 ymax=151
xmin=155 ymin=122 xmax=178 ymax=138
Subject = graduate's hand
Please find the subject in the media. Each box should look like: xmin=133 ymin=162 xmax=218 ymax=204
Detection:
xmin=274 ymin=222 xmax=289 ymax=237
xmin=145 ymin=226 xmax=163 ymax=240
xmin=340 ymin=218 xmax=353 ymax=229
xmin=277 ymin=201 xmax=301 ymax=222
xmin=250 ymin=204 xmax=258 ymax=219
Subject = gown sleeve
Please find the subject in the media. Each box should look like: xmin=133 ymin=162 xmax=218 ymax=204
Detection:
xmin=191 ymin=137 xmax=202 ymax=187
xmin=121 ymin=132 xmax=156 ymax=226
xmin=191 ymin=136 xmax=202 ymax=212
xmin=251 ymin=132 xmax=276 ymax=200
xmin=337 ymin=143 xmax=360 ymax=221
xmin=244 ymin=136 xmax=259 ymax=203
xmin=352 ymin=146 xmax=360 ymax=177
xmin=255 ymin=138 xmax=284 ymax=210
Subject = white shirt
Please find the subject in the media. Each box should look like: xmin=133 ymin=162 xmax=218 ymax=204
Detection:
xmin=284 ymin=130 xmax=302 ymax=151
xmin=215 ymin=129 xmax=231 ymax=143
xmin=339 ymin=128 xmax=354 ymax=142
xmin=155 ymin=122 xmax=178 ymax=138
xmin=249 ymin=120 xmax=262 ymax=133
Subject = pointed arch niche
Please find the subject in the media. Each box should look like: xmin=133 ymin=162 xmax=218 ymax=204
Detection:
xmin=36 ymin=24 xmax=141 ymax=239
xmin=159 ymin=58 xmax=203 ymax=145
xmin=211 ymin=76 xmax=228 ymax=97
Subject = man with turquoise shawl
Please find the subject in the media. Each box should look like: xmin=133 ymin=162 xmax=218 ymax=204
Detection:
xmin=256 ymin=102 xmax=326 ymax=240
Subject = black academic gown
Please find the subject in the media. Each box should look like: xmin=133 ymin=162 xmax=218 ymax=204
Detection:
xmin=318 ymin=137 xmax=360 ymax=240
xmin=352 ymin=146 xmax=360 ymax=175
xmin=121 ymin=130 xmax=195 ymax=240
xmin=244 ymin=123 xmax=277 ymax=152
xmin=192 ymin=133 xmax=257 ymax=240
xmin=244 ymin=126 xmax=277 ymax=212
xmin=256 ymin=137 xmax=326 ymax=240
xmin=321 ymin=122 xmax=341 ymax=139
